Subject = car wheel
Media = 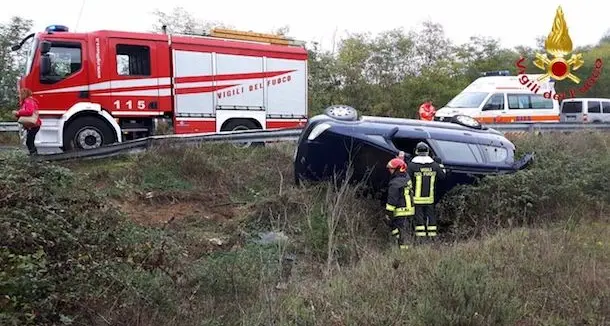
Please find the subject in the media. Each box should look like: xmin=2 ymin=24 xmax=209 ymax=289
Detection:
xmin=450 ymin=114 xmax=483 ymax=129
xmin=324 ymin=105 xmax=358 ymax=121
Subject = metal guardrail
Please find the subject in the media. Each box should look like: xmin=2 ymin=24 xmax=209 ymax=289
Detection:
xmin=31 ymin=128 xmax=304 ymax=162
xmin=1 ymin=120 xmax=609 ymax=163
xmin=485 ymin=122 xmax=610 ymax=132
xmin=0 ymin=122 xmax=19 ymax=132
xmin=2 ymin=121 xmax=610 ymax=134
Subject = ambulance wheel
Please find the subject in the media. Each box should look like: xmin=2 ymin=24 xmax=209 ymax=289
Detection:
xmin=63 ymin=116 xmax=116 ymax=151
xmin=222 ymin=119 xmax=264 ymax=148
xmin=324 ymin=105 xmax=358 ymax=121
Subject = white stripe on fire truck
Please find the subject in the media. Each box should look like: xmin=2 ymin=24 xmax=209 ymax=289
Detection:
xmin=174 ymin=79 xmax=262 ymax=89
xmin=266 ymin=118 xmax=307 ymax=122
xmin=112 ymin=111 xmax=166 ymax=116
xmin=92 ymin=89 xmax=172 ymax=97
xmin=174 ymin=117 xmax=216 ymax=121
xmin=32 ymin=77 xmax=284 ymax=96
xmin=33 ymin=77 xmax=171 ymax=94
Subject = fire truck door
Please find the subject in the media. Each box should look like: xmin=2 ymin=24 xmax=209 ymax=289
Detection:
xmin=31 ymin=39 xmax=89 ymax=114
xmin=107 ymin=39 xmax=160 ymax=116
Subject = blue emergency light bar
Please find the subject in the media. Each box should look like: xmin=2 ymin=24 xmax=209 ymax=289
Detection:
xmin=481 ymin=70 xmax=511 ymax=77
xmin=45 ymin=25 xmax=69 ymax=33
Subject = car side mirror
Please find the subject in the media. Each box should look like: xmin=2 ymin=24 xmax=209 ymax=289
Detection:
xmin=40 ymin=54 xmax=51 ymax=76
xmin=40 ymin=41 xmax=51 ymax=54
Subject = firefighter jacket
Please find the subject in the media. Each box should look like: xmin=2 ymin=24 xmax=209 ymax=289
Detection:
xmin=385 ymin=171 xmax=415 ymax=217
xmin=407 ymin=155 xmax=447 ymax=205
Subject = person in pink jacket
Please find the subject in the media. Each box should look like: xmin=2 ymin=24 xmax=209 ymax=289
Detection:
xmin=13 ymin=88 xmax=42 ymax=155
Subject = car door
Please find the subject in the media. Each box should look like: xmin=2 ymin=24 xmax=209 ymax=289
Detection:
xmin=478 ymin=93 xmax=506 ymax=123
xmin=506 ymin=93 xmax=534 ymax=123
xmin=586 ymin=100 xmax=603 ymax=123
xmin=560 ymin=100 xmax=584 ymax=122
xmin=602 ymin=101 xmax=610 ymax=123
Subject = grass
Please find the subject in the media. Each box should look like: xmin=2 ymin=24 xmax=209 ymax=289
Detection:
xmin=1 ymin=132 xmax=609 ymax=325
xmin=265 ymin=221 xmax=609 ymax=326
xmin=0 ymin=132 xmax=20 ymax=146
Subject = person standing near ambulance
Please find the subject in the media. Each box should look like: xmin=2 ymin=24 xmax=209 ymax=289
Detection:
xmin=406 ymin=142 xmax=446 ymax=240
xmin=384 ymin=157 xmax=415 ymax=249
xmin=418 ymin=101 xmax=436 ymax=121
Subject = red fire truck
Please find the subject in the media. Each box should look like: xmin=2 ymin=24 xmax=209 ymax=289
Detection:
xmin=13 ymin=25 xmax=309 ymax=151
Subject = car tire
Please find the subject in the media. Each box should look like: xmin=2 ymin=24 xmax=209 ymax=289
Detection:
xmin=449 ymin=114 xmax=483 ymax=129
xmin=324 ymin=105 xmax=358 ymax=121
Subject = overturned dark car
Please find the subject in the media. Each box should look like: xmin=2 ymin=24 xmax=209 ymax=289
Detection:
xmin=293 ymin=105 xmax=534 ymax=202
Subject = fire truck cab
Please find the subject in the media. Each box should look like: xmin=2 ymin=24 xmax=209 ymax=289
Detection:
xmin=14 ymin=25 xmax=309 ymax=151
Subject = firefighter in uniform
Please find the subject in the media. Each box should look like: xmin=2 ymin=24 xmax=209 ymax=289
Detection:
xmin=407 ymin=142 xmax=446 ymax=240
xmin=384 ymin=157 xmax=415 ymax=249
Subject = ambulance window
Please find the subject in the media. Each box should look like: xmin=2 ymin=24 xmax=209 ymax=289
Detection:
xmin=507 ymin=94 xmax=528 ymax=109
xmin=44 ymin=42 xmax=82 ymax=82
xmin=530 ymin=95 xmax=554 ymax=109
xmin=561 ymin=101 xmax=582 ymax=113
xmin=587 ymin=101 xmax=601 ymax=113
xmin=482 ymin=93 xmax=504 ymax=110
xmin=445 ymin=92 xmax=489 ymax=108
xmin=602 ymin=102 xmax=610 ymax=114
xmin=116 ymin=44 xmax=151 ymax=76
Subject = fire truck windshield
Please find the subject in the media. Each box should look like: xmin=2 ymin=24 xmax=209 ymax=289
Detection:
xmin=24 ymin=37 xmax=38 ymax=76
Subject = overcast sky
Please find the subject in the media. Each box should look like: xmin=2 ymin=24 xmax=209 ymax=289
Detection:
xmin=2 ymin=0 xmax=608 ymax=52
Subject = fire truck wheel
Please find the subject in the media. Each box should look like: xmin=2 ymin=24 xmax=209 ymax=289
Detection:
xmin=222 ymin=119 xmax=264 ymax=148
xmin=63 ymin=116 xmax=116 ymax=151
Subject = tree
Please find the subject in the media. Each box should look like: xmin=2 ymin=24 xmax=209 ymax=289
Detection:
xmin=0 ymin=16 xmax=33 ymax=111
xmin=150 ymin=6 xmax=232 ymax=35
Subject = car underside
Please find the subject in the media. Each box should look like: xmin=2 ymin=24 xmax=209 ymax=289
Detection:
xmin=294 ymin=105 xmax=535 ymax=202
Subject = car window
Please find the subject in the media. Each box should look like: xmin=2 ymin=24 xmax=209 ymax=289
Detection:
xmin=561 ymin=101 xmax=582 ymax=113
xmin=602 ymin=101 xmax=610 ymax=114
xmin=480 ymin=145 xmax=508 ymax=163
xmin=445 ymin=92 xmax=489 ymax=109
xmin=587 ymin=101 xmax=601 ymax=113
xmin=434 ymin=140 xmax=481 ymax=164
xmin=482 ymin=93 xmax=504 ymax=111
xmin=508 ymin=94 xmax=553 ymax=109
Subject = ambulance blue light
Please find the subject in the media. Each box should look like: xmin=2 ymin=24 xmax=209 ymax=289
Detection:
xmin=45 ymin=25 xmax=69 ymax=33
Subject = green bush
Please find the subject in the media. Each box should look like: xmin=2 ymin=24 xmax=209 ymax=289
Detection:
xmin=0 ymin=108 xmax=14 ymax=122
xmin=437 ymin=132 xmax=610 ymax=238
xmin=0 ymin=151 xmax=182 ymax=325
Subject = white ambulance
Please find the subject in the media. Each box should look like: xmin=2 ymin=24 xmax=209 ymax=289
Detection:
xmin=434 ymin=71 xmax=560 ymax=124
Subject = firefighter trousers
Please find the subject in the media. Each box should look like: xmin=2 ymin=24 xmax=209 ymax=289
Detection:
xmin=390 ymin=216 xmax=411 ymax=249
xmin=414 ymin=204 xmax=437 ymax=238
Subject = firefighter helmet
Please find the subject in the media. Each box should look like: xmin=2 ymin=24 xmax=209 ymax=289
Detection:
xmin=415 ymin=142 xmax=430 ymax=156
xmin=386 ymin=158 xmax=407 ymax=172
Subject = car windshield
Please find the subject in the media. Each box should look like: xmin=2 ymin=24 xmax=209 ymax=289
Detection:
xmin=24 ymin=37 xmax=38 ymax=75
xmin=445 ymin=92 xmax=489 ymax=108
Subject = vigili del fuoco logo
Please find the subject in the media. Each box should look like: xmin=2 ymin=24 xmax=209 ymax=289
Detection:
xmin=515 ymin=6 xmax=603 ymax=101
